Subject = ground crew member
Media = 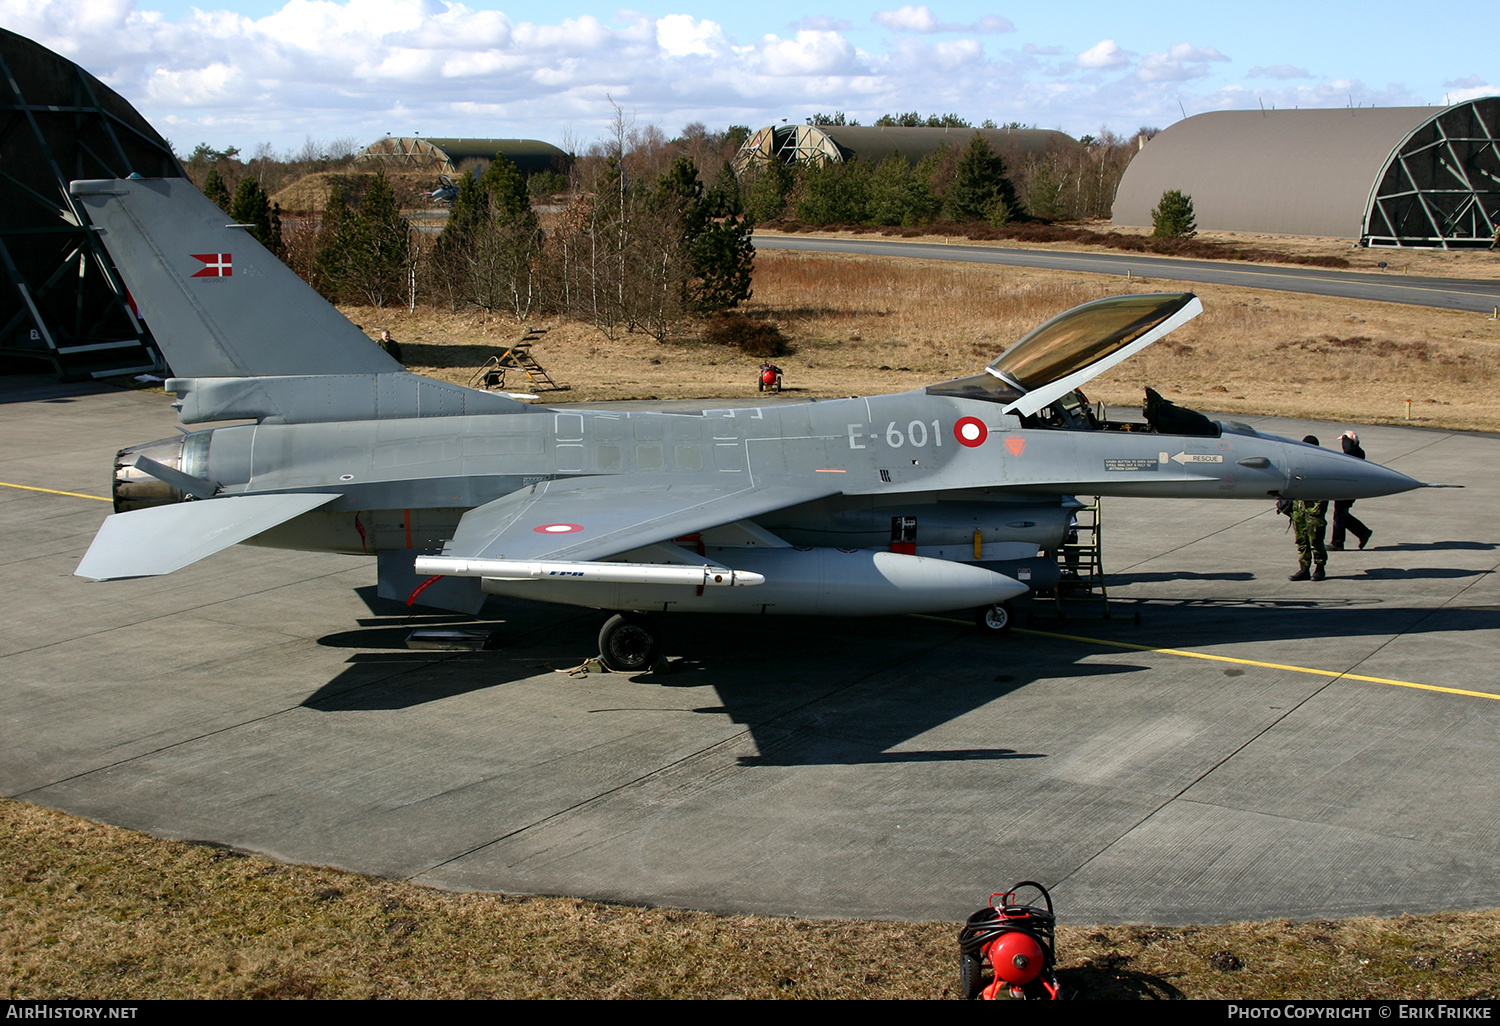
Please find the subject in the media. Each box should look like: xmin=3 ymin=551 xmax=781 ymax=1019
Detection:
xmin=1290 ymin=435 xmax=1328 ymax=581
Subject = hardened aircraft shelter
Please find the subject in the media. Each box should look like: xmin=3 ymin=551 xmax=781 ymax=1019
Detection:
xmin=354 ymin=137 xmax=571 ymax=178
xmin=1112 ymin=98 xmax=1500 ymax=248
xmin=0 ymin=29 xmax=181 ymax=380
xmin=732 ymin=124 xmax=1073 ymax=174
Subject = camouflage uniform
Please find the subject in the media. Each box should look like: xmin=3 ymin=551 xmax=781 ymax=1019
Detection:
xmin=1291 ymin=499 xmax=1328 ymax=579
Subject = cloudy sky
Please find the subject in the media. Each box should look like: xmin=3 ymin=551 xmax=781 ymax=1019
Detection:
xmin=5 ymin=0 xmax=1496 ymax=156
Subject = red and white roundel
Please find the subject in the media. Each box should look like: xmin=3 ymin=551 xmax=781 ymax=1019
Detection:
xmin=953 ymin=417 xmax=988 ymax=448
xmin=533 ymin=523 xmax=583 ymax=534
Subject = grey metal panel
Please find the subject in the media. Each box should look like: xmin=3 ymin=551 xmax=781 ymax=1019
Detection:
xmin=1112 ymin=107 xmax=1443 ymax=238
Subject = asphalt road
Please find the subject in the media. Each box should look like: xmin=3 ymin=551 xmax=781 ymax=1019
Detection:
xmin=755 ymin=235 xmax=1500 ymax=313
xmin=4 ymin=376 xmax=1498 ymax=925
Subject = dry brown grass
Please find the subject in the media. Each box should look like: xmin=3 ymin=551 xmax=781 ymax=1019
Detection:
xmin=359 ymin=246 xmax=1500 ymax=432
xmin=5 ymin=798 xmax=1498 ymax=1000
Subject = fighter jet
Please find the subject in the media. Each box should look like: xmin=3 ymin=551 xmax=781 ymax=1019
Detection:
xmin=71 ymin=178 xmax=1422 ymax=670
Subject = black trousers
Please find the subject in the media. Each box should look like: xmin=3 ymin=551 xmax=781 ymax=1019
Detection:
xmin=1331 ymin=500 xmax=1370 ymax=547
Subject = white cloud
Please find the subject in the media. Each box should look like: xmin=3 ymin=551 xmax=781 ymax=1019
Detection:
xmin=757 ymin=30 xmax=862 ymax=77
xmin=1164 ymin=43 xmax=1228 ymax=64
xmin=795 ymin=16 xmax=851 ymax=32
xmin=1023 ymin=43 xmax=1062 ymax=56
xmin=1135 ymin=42 xmax=1229 ymax=82
xmin=1444 ymin=82 xmax=1498 ymax=103
xmin=873 ymin=6 xmax=1012 ymax=34
xmin=656 ymin=14 xmax=730 ymax=58
xmin=1248 ymin=65 xmax=1311 ymax=80
xmin=875 ymin=5 xmax=940 ymax=32
xmin=1076 ymin=39 xmax=1130 ymax=69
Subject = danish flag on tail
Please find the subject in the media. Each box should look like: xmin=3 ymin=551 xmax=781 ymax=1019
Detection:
xmin=190 ymin=253 xmax=232 ymax=277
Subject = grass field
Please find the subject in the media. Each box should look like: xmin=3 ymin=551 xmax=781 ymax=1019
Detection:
xmin=4 ymin=798 xmax=1497 ymax=1000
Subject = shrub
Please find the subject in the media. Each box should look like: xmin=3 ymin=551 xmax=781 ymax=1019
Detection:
xmin=702 ymin=313 xmax=789 ymax=358
xmin=1151 ymin=189 xmax=1197 ymax=238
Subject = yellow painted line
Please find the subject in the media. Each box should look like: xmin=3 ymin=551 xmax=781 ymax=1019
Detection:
xmin=917 ymin=614 xmax=1499 ymax=701
xmin=0 ymin=480 xmax=111 ymax=502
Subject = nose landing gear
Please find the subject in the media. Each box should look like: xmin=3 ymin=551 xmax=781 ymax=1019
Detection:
xmin=975 ymin=601 xmax=1015 ymax=636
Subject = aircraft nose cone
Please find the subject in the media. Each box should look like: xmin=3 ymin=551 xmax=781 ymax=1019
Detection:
xmin=1283 ymin=445 xmax=1423 ymax=500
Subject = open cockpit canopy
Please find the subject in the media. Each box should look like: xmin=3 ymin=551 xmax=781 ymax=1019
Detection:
xmin=927 ymin=293 xmax=1202 ymax=417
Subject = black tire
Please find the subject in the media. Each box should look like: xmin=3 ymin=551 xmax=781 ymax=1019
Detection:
xmin=975 ymin=601 xmax=1015 ymax=636
xmin=598 ymin=613 xmax=660 ymax=672
xmin=960 ymin=950 xmax=985 ymax=1000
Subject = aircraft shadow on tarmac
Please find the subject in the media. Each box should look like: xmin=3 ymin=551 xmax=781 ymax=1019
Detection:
xmin=1098 ymin=597 xmax=1497 ymax=645
xmin=1376 ymin=541 xmax=1498 ymax=552
xmin=301 ymin=590 xmax=1493 ymax=765
xmin=302 ymin=603 xmax=1155 ymax=767
xmin=1109 ymin=571 xmax=1257 ymax=585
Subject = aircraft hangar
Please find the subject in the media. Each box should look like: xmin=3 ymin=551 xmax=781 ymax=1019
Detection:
xmin=354 ymin=136 xmax=572 ymax=178
xmin=0 ymin=29 xmax=182 ymax=380
xmin=1111 ymin=98 xmax=1500 ymax=248
xmin=731 ymin=124 xmax=1073 ymax=174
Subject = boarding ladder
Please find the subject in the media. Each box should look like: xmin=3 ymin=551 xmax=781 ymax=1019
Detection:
xmin=469 ymin=327 xmax=568 ymax=393
xmin=1031 ymin=497 xmax=1129 ymax=622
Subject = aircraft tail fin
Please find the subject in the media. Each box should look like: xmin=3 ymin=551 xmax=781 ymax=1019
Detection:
xmin=71 ymin=178 xmax=402 ymax=379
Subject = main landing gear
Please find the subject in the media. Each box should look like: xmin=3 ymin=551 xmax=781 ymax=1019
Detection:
xmin=974 ymin=601 xmax=1015 ymax=636
xmin=597 ymin=612 xmax=661 ymax=672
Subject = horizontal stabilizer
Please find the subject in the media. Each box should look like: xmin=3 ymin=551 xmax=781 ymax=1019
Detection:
xmin=75 ymin=493 xmax=339 ymax=580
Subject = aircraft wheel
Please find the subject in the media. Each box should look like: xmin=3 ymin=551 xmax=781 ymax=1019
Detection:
xmin=975 ymin=601 xmax=1015 ymax=636
xmin=598 ymin=613 xmax=661 ymax=672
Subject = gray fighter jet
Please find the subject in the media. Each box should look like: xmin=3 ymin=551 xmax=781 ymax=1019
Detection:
xmin=71 ymin=178 xmax=1422 ymax=670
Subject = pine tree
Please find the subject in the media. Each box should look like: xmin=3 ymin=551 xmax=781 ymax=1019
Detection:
xmin=1151 ymin=189 xmax=1197 ymax=238
xmin=229 ymin=177 xmax=279 ymax=254
xmin=203 ymin=168 xmax=231 ymax=212
xmin=664 ymin=157 xmax=753 ymax=313
xmin=947 ymin=135 xmax=1019 ymax=224
xmin=313 ymin=185 xmax=353 ymax=301
xmin=794 ymin=159 xmax=871 ymax=224
xmin=346 ymin=171 xmax=411 ymax=308
xmin=744 ymin=159 xmax=794 ymax=222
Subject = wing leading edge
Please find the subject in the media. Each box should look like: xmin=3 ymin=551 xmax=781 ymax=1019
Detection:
xmin=435 ymin=474 xmax=845 ymax=565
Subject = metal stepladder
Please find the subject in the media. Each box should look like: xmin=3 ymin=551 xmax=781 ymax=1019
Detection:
xmin=1030 ymin=497 xmax=1133 ymax=622
xmin=469 ymin=327 xmax=569 ymax=394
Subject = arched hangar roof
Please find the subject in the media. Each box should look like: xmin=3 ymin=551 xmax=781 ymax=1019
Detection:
xmin=355 ymin=137 xmax=571 ymax=177
xmin=733 ymin=124 xmax=1072 ymax=173
xmin=1112 ymin=99 xmax=1500 ymax=248
xmin=0 ymin=28 xmax=181 ymax=380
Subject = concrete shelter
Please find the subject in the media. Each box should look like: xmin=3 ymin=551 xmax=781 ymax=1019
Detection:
xmin=1112 ymin=98 xmax=1500 ymax=248
xmin=733 ymin=124 xmax=1073 ymax=174
xmin=355 ymin=137 xmax=571 ymax=178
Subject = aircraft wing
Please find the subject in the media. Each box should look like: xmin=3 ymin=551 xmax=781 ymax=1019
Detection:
xmin=439 ymin=474 xmax=840 ymax=563
xmin=76 ymin=493 xmax=340 ymax=580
